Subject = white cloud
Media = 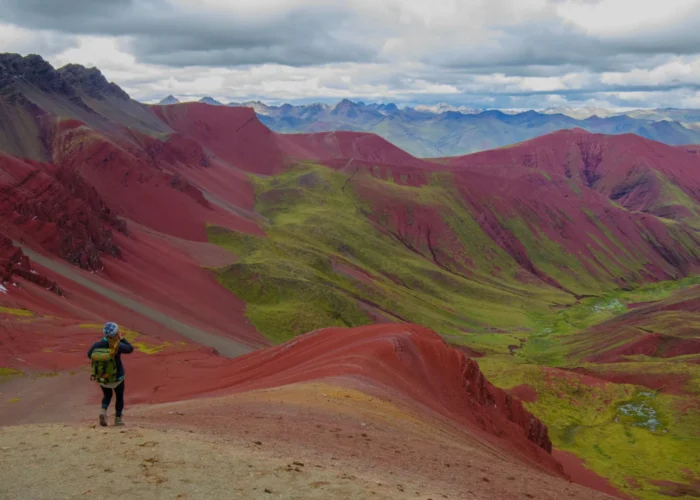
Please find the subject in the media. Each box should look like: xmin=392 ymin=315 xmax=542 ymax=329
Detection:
xmin=0 ymin=22 xmax=77 ymax=55
xmin=2 ymin=0 xmax=700 ymax=108
xmin=556 ymin=0 xmax=699 ymax=35
xmin=601 ymin=58 xmax=700 ymax=86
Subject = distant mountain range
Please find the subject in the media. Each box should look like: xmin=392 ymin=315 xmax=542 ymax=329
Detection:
xmin=252 ymin=99 xmax=700 ymax=157
xmin=159 ymin=97 xmax=700 ymax=157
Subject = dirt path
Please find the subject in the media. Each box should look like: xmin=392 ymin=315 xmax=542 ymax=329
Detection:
xmin=0 ymin=424 xmax=426 ymax=500
xmin=17 ymin=244 xmax=252 ymax=358
xmin=0 ymin=373 xmax=91 ymax=426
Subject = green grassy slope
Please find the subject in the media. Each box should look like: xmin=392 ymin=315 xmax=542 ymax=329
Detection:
xmin=208 ymin=163 xmax=574 ymax=346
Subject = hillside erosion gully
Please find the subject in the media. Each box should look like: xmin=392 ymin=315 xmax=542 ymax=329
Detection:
xmin=16 ymin=242 xmax=253 ymax=358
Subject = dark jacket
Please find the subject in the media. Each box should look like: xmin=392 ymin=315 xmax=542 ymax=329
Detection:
xmin=87 ymin=338 xmax=134 ymax=380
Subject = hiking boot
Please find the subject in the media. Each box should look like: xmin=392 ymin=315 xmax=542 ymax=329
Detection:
xmin=99 ymin=410 xmax=107 ymax=427
xmin=114 ymin=416 xmax=124 ymax=426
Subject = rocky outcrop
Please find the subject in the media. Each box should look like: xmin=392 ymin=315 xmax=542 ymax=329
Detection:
xmin=0 ymin=235 xmax=61 ymax=294
xmin=0 ymin=54 xmax=131 ymax=107
xmin=0 ymin=54 xmax=74 ymax=97
xmin=58 ymin=64 xmax=129 ymax=101
xmin=461 ymin=355 xmax=552 ymax=452
xmin=0 ymin=155 xmax=125 ymax=272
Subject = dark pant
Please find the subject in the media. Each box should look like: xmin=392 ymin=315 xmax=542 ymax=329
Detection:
xmin=100 ymin=380 xmax=125 ymax=417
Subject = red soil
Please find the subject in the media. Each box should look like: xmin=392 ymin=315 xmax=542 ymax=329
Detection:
xmin=0 ymin=110 xmax=270 ymax=355
xmin=678 ymin=144 xmax=700 ymax=157
xmin=587 ymin=333 xmax=666 ymax=363
xmin=627 ymin=301 xmax=654 ymax=309
xmin=0 ymin=274 xmax=624 ymax=500
xmin=283 ymin=131 xmax=433 ymax=169
xmin=543 ymin=366 xmax=612 ymax=389
xmin=450 ymin=343 xmax=485 ymax=358
xmin=8 ymin=103 xmax=700 ymax=339
xmin=0 ymin=312 xmax=563 ymax=478
xmin=131 ymin=381 xmax=615 ymax=500
xmin=650 ymin=478 xmax=700 ymax=497
xmin=7 ymin=99 xmax=700 ymax=304
xmin=103 ymin=227 xmax=265 ymax=348
xmin=509 ymin=384 xmax=538 ymax=402
xmin=140 ymin=132 xmax=210 ymax=169
xmin=572 ymin=368 xmax=691 ymax=396
xmin=554 ymin=449 xmax=630 ymax=499
xmin=331 ymin=259 xmax=378 ymax=287
xmin=325 ymin=158 xmax=431 ymax=186
xmin=434 ymin=130 xmax=700 ymax=288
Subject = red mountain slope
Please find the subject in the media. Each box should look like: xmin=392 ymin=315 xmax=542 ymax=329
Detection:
xmin=283 ymin=130 xmax=433 ymax=168
xmin=445 ymin=129 xmax=700 ymax=218
xmin=151 ymin=104 xmax=299 ymax=174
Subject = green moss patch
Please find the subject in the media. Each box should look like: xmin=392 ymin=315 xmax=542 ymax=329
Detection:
xmin=0 ymin=306 xmax=33 ymax=317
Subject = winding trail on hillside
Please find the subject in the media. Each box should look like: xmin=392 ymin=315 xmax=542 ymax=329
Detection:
xmin=16 ymin=244 xmax=253 ymax=358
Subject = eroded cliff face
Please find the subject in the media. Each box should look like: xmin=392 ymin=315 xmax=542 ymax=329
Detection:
xmin=461 ymin=355 xmax=552 ymax=453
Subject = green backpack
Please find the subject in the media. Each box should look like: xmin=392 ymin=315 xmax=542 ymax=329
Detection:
xmin=90 ymin=347 xmax=118 ymax=384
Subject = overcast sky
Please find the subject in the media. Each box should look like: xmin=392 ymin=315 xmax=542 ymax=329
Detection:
xmin=1 ymin=0 xmax=700 ymax=109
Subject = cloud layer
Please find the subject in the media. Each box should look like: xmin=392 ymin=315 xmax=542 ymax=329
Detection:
xmin=1 ymin=0 xmax=699 ymax=108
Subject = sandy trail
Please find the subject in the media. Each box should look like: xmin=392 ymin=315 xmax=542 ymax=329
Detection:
xmin=17 ymin=244 xmax=252 ymax=358
xmin=0 ymin=424 xmax=414 ymax=500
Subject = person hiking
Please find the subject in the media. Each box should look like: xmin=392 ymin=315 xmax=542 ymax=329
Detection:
xmin=87 ymin=322 xmax=134 ymax=427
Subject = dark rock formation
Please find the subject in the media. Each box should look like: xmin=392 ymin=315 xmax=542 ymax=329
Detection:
xmin=58 ymin=64 xmax=130 ymax=100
